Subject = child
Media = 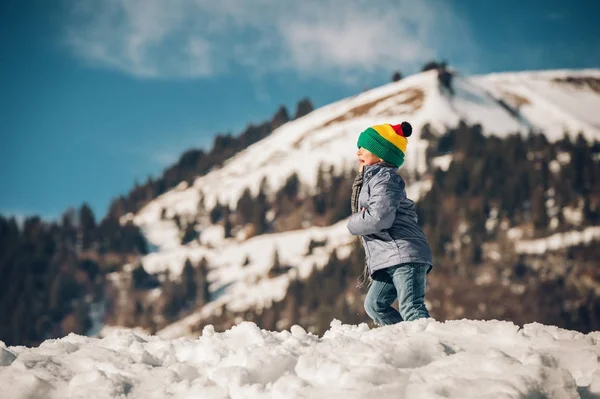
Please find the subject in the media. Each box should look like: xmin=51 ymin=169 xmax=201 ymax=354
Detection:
xmin=347 ymin=121 xmax=433 ymax=325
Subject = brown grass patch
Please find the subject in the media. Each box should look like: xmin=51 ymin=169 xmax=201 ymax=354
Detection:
xmin=291 ymin=87 xmax=425 ymax=149
xmin=501 ymin=91 xmax=531 ymax=107
xmin=553 ymin=76 xmax=600 ymax=94
xmin=376 ymin=88 xmax=425 ymax=117
xmin=322 ymin=87 xmax=425 ymax=129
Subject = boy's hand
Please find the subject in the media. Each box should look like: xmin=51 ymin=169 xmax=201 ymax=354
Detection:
xmin=361 ymin=207 xmax=366 ymax=212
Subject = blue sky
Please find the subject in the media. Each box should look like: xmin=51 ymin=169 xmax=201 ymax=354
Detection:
xmin=1 ymin=0 xmax=599 ymax=222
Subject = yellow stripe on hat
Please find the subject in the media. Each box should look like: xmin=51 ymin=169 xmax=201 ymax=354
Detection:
xmin=371 ymin=124 xmax=408 ymax=153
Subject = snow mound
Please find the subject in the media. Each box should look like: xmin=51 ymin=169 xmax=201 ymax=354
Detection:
xmin=1 ymin=319 xmax=599 ymax=398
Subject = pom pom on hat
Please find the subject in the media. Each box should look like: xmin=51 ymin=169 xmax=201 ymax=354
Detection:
xmin=401 ymin=121 xmax=412 ymax=137
xmin=390 ymin=121 xmax=413 ymax=137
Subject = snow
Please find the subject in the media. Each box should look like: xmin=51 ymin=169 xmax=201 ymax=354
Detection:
xmin=86 ymin=301 xmax=107 ymax=337
xmin=140 ymin=219 xmax=353 ymax=284
xmin=432 ymin=75 xmax=528 ymax=137
xmin=514 ymin=226 xmax=600 ymax=254
xmin=140 ymin=218 xmax=181 ymax=251
xmin=199 ymin=224 xmax=225 ymax=247
xmin=506 ymin=227 xmax=523 ymax=241
xmin=431 ymin=154 xmax=453 ymax=171
xmin=557 ymin=151 xmax=572 ymax=164
xmin=562 ymin=206 xmax=584 ymax=226
xmin=405 ymin=179 xmax=432 ymax=203
xmin=1 ymin=319 xmax=599 ymax=398
xmin=473 ymin=69 xmax=600 ymax=140
xmin=485 ymin=207 xmax=499 ymax=233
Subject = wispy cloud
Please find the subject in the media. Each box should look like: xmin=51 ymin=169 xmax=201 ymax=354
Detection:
xmin=63 ymin=0 xmax=476 ymax=81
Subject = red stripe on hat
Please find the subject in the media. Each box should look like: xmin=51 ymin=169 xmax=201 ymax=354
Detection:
xmin=390 ymin=124 xmax=404 ymax=137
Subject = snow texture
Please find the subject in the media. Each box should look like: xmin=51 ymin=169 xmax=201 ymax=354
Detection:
xmin=1 ymin=319 xmax=599 ymax=399
xmin=431 ymin=154 xmax=453 ymax=172
xmin=514 ymin=226 xmax=600 ymax=254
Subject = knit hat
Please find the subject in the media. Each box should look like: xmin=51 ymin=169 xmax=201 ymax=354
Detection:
xmin=357 ymin=122 xmax=412 ymax=167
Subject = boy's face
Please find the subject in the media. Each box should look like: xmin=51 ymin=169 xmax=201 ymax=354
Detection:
xmin=357 ymin=147 xmax=382 ymax=169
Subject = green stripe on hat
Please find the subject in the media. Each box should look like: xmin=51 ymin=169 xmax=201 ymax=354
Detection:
xmin=357 ymin=127 xmax=405 ymax=167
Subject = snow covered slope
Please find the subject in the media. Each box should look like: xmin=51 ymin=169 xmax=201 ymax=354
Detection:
xmin=134 ymin=219 xmax=356 ymax=318
xmin=132 ymin=68 xmax=600 ymax=251
xmin=2 ymin=319 xmax=599 ymax=398
xmin=474 ymin=69 xmax=600 ymax=141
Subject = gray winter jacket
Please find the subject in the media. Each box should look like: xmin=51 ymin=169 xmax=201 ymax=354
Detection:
xmin=347 ymin=162 xmax=433 ymax=275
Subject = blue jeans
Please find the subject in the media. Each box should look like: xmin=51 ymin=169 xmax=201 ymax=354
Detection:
xmin=364 ymin=263 xmax=430 ymax=325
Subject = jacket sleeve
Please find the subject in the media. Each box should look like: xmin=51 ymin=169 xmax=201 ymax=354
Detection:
xmin=347 ymin=171 xmax=399 ymax=236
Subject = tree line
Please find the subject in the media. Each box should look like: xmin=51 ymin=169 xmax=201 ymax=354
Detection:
xmin=0 ymin=206 xmax=147 ymax=346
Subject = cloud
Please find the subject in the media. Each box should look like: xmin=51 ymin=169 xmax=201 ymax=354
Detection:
xmin=63 ymin=0 xmax=476 ymax=81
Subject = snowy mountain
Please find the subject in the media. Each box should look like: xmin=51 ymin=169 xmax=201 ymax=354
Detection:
xmin=2 ymin=319 xmax=600 ymax=398
xmin=83 ymin=67 xmax=598 ymax=343
xmin=112 ymin=69 xmax=600 ymax=334
xmin=132 ymin=68 xmax=600 ymax=249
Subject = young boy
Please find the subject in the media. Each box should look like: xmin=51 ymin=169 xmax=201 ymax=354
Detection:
xmin=347 ymin=121 xmax=433 ymax=325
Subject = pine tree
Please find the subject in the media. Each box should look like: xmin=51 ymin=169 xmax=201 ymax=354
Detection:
xmin=294 ymin=98 xmax=314 ymax=119
xmin=60 ymin=208 xmax=77 ymax=251
xmin=182 ymin=258 xmax=197 ymax=307
xmin=210 ymin=201 xmax=225 ymax=224
xmin=282 ymin=173 xmax=300 ymax=200
xmin=181 ymin=222 xmax=198 ymax=245
xmin=242 ymin=254 xmax=251 ymax=266
xmin=271 ymin=105 xmax=290 ymax=130
xmin=173 ymin=214 xmax=182 ymax=229
xmin=236 ymin=189 xmax=254 ymax=225
xmin=253 ymin=178 xmax=269 ymax=235
xmin=196 ymin=257 xmax=211 ymax=307
xmin=78 ymin=203 xmax=96 ymax=250
xmin=223 ymin=207 xmax=232 ymax=238
xmin=283 ymin=279 xmax=301 ymax=326
xmin=313 ymin=163 xmax=328 ymax=215
xmin=532 ymin=186 xmax=549 ymax=232
xmin=131 ymin=263 xmax=159 ymax=290
xmin=268 ymin=247 xmax=284 ymax=278
xmin=197 ymin=191 xmax=206 ymax=215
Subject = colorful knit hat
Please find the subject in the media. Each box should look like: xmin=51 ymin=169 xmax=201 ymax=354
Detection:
xmin=357 ymin=122 xmax=412 ymax=167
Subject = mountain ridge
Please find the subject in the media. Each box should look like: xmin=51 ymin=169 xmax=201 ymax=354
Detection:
xmin=130 ymin=67 xmax=600 ymax=251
